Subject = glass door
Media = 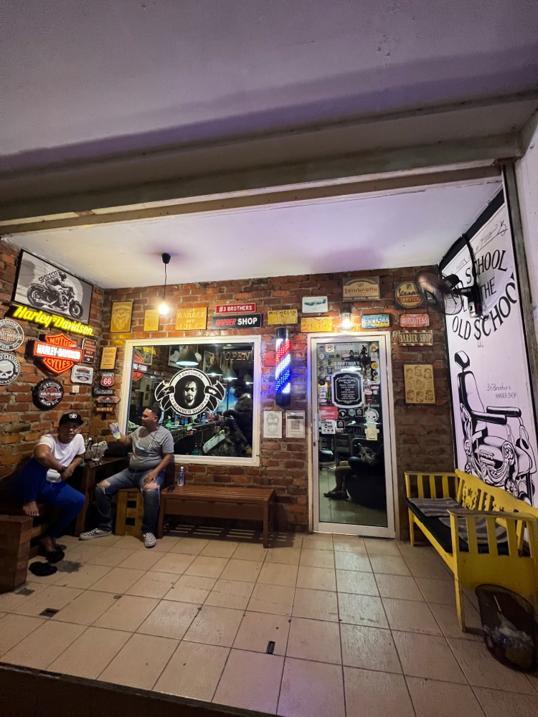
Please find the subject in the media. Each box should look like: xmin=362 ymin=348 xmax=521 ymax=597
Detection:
xmin=312 ymin=334 xmax=395 ymax=537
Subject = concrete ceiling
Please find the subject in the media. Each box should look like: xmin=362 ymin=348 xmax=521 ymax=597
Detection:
xmin=4 ymin=178 xmax=501 ymax=288
xmin=1 ymin=1 xmax=537 ymax=173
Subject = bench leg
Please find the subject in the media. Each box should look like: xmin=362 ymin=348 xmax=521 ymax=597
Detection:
xmin=262 ymin=502 xmax=270 ymax=548
xmin=409 ymin=511 xmax=417 ymax=547
xmin=454 ymin=576 xmax=466 ymax=632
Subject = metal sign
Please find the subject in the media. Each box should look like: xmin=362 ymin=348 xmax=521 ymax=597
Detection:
xmin=31 ymin=334 xmax=82 ymax=375
xmin=0 ymin=318 xmax=25 ymax=351
xmin=394 ymin=281 xmax=424 ymax=309
xmin=331 ymin=372 xmax=363 ymax=408
xmin=0 ymin=352 xmax=21 ymax=385
xmin=398 ymin=330 xmax=434 ymax=346
xmin=82 ymin=337 xmax=97 ymax=364
xmin=8 ymin=304 xmax=94 ymax=336
xmin=215 ymin=303 xmax=256 ymax=314
xmin=267 ymin=309 xmax=298 ymax=325
xmin=300 ymin=317 xmax=333 ymax=332
xmin=361 ymin=314 xmax=391 ymax=329
xmin=100 ymin=346 xmax=117 ymax=370
xmin=399 ymin=313 xmax=430 ymax=328
xmin=212 ymin=313 xmax=263 ymax=329
xmin=302 ymin=296 xmax=328 ymax=314
xmin=93 ymin=385 xmax=114 ymax=396
xmin=95 ymin=395 xmax=120 ymax=404
xmin=71 ymin=365 xmax=94 ymax=384
xmin=343 ymin=277 xmax=380 ymax=300
xmin=175 ymin=306 xmax=208 ymax=331
xmin=32 ymin=378 xmax=64 ymax=410
xmin=99 ymin=372 xmax=115 ymax=388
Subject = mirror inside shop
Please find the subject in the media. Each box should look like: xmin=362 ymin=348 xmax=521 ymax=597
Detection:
xmin=128 ymin=342 xmax=254 ymax=459
xmin=317 ymin=339 xmax=388 ymax=528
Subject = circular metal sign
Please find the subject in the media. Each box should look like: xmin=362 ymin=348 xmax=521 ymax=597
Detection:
xmin=0 ymin=318 xmax=25 ymax=352
xmin=32 ymin=378 xmax=64 ymax=410
xmin=395 ymin=281 xmax=424 ymax=309
xmin=0 ymin=351 xmax=21 ymax=385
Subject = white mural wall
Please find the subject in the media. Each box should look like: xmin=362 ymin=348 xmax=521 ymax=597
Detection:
xmin=444 ymin=200 xmax=538 ymax=506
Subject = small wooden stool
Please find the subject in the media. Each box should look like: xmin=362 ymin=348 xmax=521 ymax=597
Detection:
xmin=115 ymin=489 xmax=143 ymax=537
xmin=0 ymin=515 xmax=33 ymax=593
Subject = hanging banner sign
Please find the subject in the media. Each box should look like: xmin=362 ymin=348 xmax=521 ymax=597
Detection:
xmin=267 ymin=309 xmax=298 ymax=325
xmin=0 ymin=318 xmax=25 ymax=351
xmin=215 ymin=303 xmax=256 ymax=314
xmin=399 ymin=313 xmax=430 ymax=328
xmin=32 ymin=378 xmax=64 ymax=410
xmin=30 ymin=334 xmax=82 ymax=375
xmin=81 ymin=337 xmax=97 ymax=364
xmin=300 ymin=317 xmax=333 ymax=332
xmin=212 ymin=313 xmax=263 ymax=329
xmin=0 ymin=352 xmax=21 ymax=385
xmin=343 ymin=277 xmax=380 ymax=300
xmin=175 ymin=307 xmax=208 ymax=331
xmin=8 ymin=304 xmax=94 ymax=336
xmin=394 ymin=281 xmax=424 ymax=309
xmin=71 ymin=365 xmax=94 ymax=384
xmin=443 ymin=200 xmax=538 ymax=505
xmin=361 ymin=314 xmax=390 ymax=329
xmin=398 ymin=330 xmax=434 ymax=346
xmin=331 ymin=372 xmax=363 ymax=408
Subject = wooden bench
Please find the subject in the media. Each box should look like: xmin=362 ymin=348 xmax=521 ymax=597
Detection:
xmin=405 ymin=469 xmax=538 ymax=632
xmin=157 ymin=485 xmax=277 ymax=548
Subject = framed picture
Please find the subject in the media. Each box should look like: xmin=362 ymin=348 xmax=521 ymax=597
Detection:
xmin=143 ymin=309 xmax=159 ymax=332
xmin=110 ymin=301 xmax=133 ymax=332
xmin=404 ymin=364 xmax=435 ymax=404
xmin=13 ymin=250 xmax=93 ymax=323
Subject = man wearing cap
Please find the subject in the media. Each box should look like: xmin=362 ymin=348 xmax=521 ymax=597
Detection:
xmin=15 ymin=412 xmax=86 ymax=561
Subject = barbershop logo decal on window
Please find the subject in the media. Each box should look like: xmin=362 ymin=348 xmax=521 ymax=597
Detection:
xmin=154 ymin=368 xmax=225 ymax=417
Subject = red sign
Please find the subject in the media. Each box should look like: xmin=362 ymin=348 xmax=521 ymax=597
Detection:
xmin=319 ymin=405 xmax=339 ymax=421
xmin=215 ymin=303 xmax=256 ymax=314
xmin=399 ymin=313 xmax=430 ymax=328
xmin=32 ymin=334 xmax=82 ymax=375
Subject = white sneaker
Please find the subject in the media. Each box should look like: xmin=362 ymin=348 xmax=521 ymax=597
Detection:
xmin=143 ymin=532 xmax=157 ymax=549
xmin=79 ymin=528 xmax=112 ymax=541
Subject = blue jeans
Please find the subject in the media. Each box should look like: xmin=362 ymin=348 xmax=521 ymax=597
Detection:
xmin=15 ymin=458 xmax=85 ymax=539
xmin=95 ymin=467 xmax=164 ymax=534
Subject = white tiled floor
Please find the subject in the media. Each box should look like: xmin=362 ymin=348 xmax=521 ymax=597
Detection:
xmin=1 ymin=531 xmax=536 ymax=717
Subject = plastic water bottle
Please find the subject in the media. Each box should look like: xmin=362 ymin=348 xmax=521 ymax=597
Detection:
xmin=177 ymin=465 xmax=185 ymax=487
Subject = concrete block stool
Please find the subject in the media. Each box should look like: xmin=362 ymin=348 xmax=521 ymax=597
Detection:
xmin=115 ymin=489 xmax=143 ymax=537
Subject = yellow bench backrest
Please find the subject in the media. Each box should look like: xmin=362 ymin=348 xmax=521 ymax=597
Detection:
xmin=455 ymin=470 xmax=538 ymax=518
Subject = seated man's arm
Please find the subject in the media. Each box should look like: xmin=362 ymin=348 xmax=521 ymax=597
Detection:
xmin=61 ymin=454 xmax=84 ymax=481
xmin=143 ymin=452 xmax=173 ymax=486
xmin=34 ymin=443 xmax=65 ymax=473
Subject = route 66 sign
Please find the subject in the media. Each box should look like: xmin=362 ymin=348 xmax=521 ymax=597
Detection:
xmin=100 ymin=372 xmax=115 ymax=388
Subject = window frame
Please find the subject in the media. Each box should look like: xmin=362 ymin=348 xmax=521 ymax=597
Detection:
xmin=118 ymin=335 xmax=262 ymax=467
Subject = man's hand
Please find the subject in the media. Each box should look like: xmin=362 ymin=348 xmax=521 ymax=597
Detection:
xmin=62 ymin=465 xmax=75 ymax=481
xmin=143 ymin=470 xmax=159 ymax=489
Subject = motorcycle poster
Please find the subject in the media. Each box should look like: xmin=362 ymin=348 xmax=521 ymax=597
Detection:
xmin=443 ymin=198 xmax=537 ymax=506
xmin=13 ymin=250 xmax=93 ymax=324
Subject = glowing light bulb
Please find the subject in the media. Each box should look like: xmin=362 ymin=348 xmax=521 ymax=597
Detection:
xmin=158 ymin=301 xmax=170 ymax=316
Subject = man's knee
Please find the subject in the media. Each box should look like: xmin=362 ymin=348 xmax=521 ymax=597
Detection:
xmin=142 ymin=481 xmax=160 ymax=492
xmin=96 ymin=480 xmax=110 ymax=495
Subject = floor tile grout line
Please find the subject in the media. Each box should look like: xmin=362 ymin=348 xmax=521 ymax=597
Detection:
xmin=0 ymin=612 xmax=49 ymax=659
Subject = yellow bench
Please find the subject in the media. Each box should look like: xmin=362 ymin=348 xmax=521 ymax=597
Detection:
xmin=404 ymin=469 xmax=538 ymax=632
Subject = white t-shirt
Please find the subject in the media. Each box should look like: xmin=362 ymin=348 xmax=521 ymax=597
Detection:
xmin=37 ymin=433 xmax=85 ymax=468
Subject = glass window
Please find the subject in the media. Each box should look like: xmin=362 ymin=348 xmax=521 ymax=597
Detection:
xmin=123 ymin=339 xmax=258 ymax=465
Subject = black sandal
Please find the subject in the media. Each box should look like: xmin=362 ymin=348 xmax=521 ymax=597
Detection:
xmin=38 ymin=546 xmax=65 ymax=564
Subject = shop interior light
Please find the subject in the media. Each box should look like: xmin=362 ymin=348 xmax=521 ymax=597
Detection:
xmin=177 ymin=346 xmax=199 ymax=366
xmin=340 ymin=304 xmax=353 ymax=330
xmin=243 ymin=373 xmax=253 ymax=385
xmin=206 ymin=357 xmax=224 ymax=376
xmin=158 ymin=252 xmax=171 ymax=316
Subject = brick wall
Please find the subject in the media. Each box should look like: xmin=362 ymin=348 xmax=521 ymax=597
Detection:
xmin=0 ymin=241 xmax=104 ymax=476
xmin=96 ymin=268 xmax=454 ymax=533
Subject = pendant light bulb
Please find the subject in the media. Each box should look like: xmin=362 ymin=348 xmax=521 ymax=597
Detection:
xmin=158 ymin=252 xmax=172 ymax=317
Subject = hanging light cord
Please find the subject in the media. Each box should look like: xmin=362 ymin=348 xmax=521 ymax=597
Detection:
xmin=163 ymin=262 xmax=167 ymax=300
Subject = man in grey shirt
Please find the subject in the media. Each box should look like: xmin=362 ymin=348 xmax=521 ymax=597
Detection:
xmin=80 ymin=404 xmax=174 ymax=548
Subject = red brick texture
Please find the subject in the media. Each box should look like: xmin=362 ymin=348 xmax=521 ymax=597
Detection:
xmin=1 ymin=239 xmax=454 ymax=534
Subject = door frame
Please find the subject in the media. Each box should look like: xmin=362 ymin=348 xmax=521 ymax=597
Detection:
xmin=307 ymin=331 xmax=399 ymax=537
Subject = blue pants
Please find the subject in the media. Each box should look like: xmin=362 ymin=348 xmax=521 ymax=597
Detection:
xmin=16 ymin=459 xmax=85 ymax=539
xmin=95 ymin=467 xmax=164 ymax=534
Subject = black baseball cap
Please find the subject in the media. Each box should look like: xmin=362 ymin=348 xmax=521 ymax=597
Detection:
xmin=59 ymin=412 xmax=84 ymax=426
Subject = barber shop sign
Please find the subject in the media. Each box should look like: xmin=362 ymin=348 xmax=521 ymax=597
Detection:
xmin=154 ymin=368 xmax=225 ymax=417
xmin=443 ymin=198 xmax=538 ymax=506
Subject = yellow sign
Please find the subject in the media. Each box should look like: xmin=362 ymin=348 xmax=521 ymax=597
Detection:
xmin=110 ymin=301 xmax=133 ymax=333
xmin=267 ymin=309 xmax=298 ymax=326
xmin=143 ymin=309 xmax=160 ymax=332
xmin=175 ymin=306 xmax=208 ymax=331
xmin=9 ymin=304 xmax=94 ymax=336
xmin=404 ymin=364 xmax=436 ymax=405
xmin=301 ymin=317 xmax=333 ymax=332
xmin=100 ymin=346 xmax=118 ymax=370
xmin=343 ymin=277 xmax=380 ymax=300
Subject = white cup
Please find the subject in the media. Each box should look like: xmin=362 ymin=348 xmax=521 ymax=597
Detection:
xmin=46 ymin=469 xmax=62 ymax=483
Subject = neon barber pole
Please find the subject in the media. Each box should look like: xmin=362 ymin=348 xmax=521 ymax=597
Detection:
xmin=275 ymin=327 xmax=291 ymax=407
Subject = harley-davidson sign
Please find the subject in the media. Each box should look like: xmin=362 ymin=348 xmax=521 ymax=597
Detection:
xmin=31 ymin=334 xmax=82 ymax=375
